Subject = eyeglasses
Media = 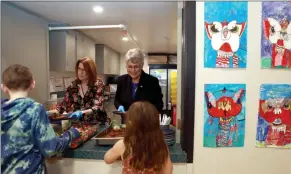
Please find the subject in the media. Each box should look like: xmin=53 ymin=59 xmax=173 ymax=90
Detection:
xmin=78 ymin=68 xmax=86 ymax=73
xmin=127 ymin=65 xmax=141 ymax=70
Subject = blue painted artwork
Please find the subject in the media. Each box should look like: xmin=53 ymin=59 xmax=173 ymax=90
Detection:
xmin=261 ymin=2 xmax=291 ymax=69
xmin=204 ymin=84 xmax=246 ymax=147
xmin=204 ymin=2 xmax=248 ymax=68
xmin=256 ymin=84 xmax=291 ymax=148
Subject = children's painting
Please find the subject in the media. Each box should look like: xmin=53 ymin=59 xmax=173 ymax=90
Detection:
xmin=261 ymin=2 xmax=291 ymax=69
xmin=204 ymin=2 xmax=248 ymax=68
xmin=256 ymin=84 xmax=291 ymax=148
xmin=204 ymin=84 xmax=246 ymax=147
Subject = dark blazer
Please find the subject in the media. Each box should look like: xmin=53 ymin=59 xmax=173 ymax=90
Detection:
xmin=114 ymin=71 xmax=164 ymax=112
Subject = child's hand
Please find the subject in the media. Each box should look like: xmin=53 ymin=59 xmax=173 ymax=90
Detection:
xmin=46 ymin=110 xmax=58 ymax=116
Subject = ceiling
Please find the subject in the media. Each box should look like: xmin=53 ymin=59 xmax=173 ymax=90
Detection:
xmin=11 ymin=1 xmax=178 ymax=54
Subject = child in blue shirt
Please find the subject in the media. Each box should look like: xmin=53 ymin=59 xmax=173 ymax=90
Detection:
xmin=1 ymin=64 xmax=80 ymax=174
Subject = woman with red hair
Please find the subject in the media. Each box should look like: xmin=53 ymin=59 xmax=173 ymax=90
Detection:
xmin=47 ymin=57 xmax=109 ymax=124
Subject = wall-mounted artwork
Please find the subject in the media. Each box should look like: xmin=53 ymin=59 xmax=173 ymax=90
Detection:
xmin=256 ymin=84 xmax=291 ymax=148
xmin=204 ymin=84 xmax=246 ymax=147
xmin=204 ymin=2 xmax=248 ymax=68
xmin=261 ymin=2 xmax=291 ymax=69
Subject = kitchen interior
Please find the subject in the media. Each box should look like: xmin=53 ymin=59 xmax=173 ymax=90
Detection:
xmin=1 ymin=1 xmax=186 ymax=173
xmin=26 ymin=2 xmax=178 ymax=124
xmin=2 ymin=1 xmax=179 ymax=123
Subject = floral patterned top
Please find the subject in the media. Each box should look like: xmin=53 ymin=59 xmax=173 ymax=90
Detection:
xmin=56 ymin=78 xmax=109 ymax=124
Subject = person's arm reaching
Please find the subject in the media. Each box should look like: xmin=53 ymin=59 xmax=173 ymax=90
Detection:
xmin=114 ymin=76 xmax=123 ymax=110
xmin=104 ymin=139 xmax=124 ymax=164
xmin=162 ymin=155 xmax=173 ymax=174
xmin=32 ymin=104 xmax=80 ymax=157
xmin=162 ymin=147 xmax=173 ymax=174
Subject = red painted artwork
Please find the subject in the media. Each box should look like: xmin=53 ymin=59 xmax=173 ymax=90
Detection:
xmin=258 ymin=98 xmax=291 ymax=147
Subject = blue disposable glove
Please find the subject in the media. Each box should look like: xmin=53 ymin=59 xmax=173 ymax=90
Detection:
xmin=118 ymin=105 xmax=125 ymax=113
xmin=68 ymin=111 xmax=83 ymax=119
xmin=46 ymin=111 xmax=50 ymax=116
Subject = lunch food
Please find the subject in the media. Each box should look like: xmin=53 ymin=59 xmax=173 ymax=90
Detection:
xmin=51 ymin=122 xmax=99 ymax=149
xmin=69 ymin=124 xmax=99 ymax=149
xmin=93 ymin=121 xmax=126 ymax=145
xmin=102 ymin=127 xmax=125 ymax=138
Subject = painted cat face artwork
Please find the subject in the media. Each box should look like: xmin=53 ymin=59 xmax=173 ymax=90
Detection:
xmin=259 ymin=98 xmax=291 ymax=125
xmin=256 ymin=84 xmax=291 ymax=148
xmin=205 ymin=88 xmax=245 ymax=119
xmin=258 ymin=98 xmax=291 ymax=147
xmin=263 ymin=17 xmax=291 ymax=68
xmin=261 ymin=1 xmax=291 ymax=69
xmin=204 ymin=84 xmax=246 ymax=148
xmin=204 ymin=2 xmax=248 ymax=68
xmin=205 ymin=21 xmax=247 ymax=68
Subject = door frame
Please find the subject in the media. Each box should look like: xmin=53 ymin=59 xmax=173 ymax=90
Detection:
xmin=180 ymin=1 xmax=196 ymax=163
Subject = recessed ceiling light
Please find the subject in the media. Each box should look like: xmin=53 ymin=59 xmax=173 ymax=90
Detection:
xmin=93 ymin=6 xmax=103 ymax=13
xmin=122 ymin=37 xmax=129 ymax=41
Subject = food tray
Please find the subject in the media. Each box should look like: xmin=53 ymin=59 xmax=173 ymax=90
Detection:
xmin=51 ymin=122 xmax=99 ymax=149
xmin=112 ymin=111 xmax=126 ymax=124
xmin=92 ymin=126 xmax=125 ymax=146
xmin=49 ymin=113 xmax=73 ymax=121
xmin=70 ymin=123 xmax=99 ymax=149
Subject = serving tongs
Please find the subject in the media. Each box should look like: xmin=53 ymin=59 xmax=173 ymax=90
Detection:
xmin=112 ymin=111 xmax=126 ymax=124
xmin=62 ymin=112 xmax=86 ymax=130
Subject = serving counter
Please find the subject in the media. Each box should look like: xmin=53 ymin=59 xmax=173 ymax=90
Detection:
xmin=46 ymin=126 xmax=187 ymax=174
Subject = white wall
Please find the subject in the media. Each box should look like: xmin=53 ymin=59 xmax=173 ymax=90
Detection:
xmin=1 ymin=2 xmax=49 ymax=104
xmin=47 ymin=159 xmax=188 ymax=174
xmin=193 ymin=2 xmax=291 ymax=174
xmin=176 ymin=2 xmax=183 ymax=144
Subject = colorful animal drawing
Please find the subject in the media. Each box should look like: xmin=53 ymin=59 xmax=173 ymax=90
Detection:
xmin=205 ymin=20 xmax=247 ymax=68
xmin=258 ymin=98 xmax=291 ymax=147
xmin=263 ymin=17 xmax=291 ymax=68
xmin=261 ymin=1 xmax=291 ymax=69
xmin=205 ymin=87 xmax=245 ymax=147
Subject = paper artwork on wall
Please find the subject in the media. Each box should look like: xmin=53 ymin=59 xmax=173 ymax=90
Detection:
xmin=204 ymin=2 xmax=248 ymax=68
xmin=256 ymin=84 xmax=291 ymax=148
xmin=261 ymin=2 xmax=291 ymax=69
xmin=204 ymin=84 xmax=246 ymax=147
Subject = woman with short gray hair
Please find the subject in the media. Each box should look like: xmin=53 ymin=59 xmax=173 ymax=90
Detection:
xmin=114 ymin=48 xmax=163 ymax=112
xmin=125 ymin=48 xmax=145 ymax=66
